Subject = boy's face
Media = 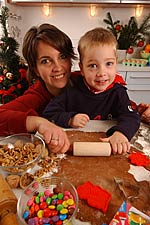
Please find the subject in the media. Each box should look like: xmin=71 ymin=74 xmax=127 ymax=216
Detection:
xmin=79 ymin=44 xmax=117 ymax=92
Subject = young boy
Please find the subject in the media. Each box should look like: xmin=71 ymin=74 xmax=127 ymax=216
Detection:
xmin=43 ymin=27 xmax=140 ymax=154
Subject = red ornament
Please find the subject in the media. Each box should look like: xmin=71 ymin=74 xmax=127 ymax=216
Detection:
xmin=115 ymin=24 xmax=121 ymax=31
xmin=0 ymin=90 xmax=4 ymax=94
xmin=0 ymin=75 xmax=4 ymax=83
xmin=0 ymin=41 xmax=4 ymax=46
xmin=126 ymin=47 xmax=134 ymax=54
xmin=17 ymin=83 xmax=22 ymax=89
xmin=8 ymin=86 xmax=15 ymax=93
xmin=137 ymin=40 xmax=144 ymax=47
xmin=19 ymin=68 xmax=27 ymax=79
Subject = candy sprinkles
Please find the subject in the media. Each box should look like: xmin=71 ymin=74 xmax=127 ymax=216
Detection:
xmin=19 ymin=177 xmax=78 ymax=225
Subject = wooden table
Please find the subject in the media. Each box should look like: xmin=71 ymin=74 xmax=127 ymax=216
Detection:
xmin=2 ymin=121 xmax=150 ymax=225
xmin=55 ymin=124 xmax=150 ymax=225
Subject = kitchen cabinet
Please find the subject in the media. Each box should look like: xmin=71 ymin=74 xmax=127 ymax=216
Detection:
xmin=9 ymin=0 xmax=119 ymax=2
xmin=39 ymin=0 xmax=121 ymax=2
xmin=118 ymin=71 xmax=126 ymax=81
xmin=9 ymin=0 xmax=120 ymax=3
xmin=8 ymin=0 xmax=150 ymax=5
xmin=118 ymin=66 xmax=150 ymax=104
xmin=126 ymin=71 xmax=150 ymax=104
xmin=9 ymin=0 xmax=41 ymax=2
xmin=121 ymin=0 xmax=150 ymax=3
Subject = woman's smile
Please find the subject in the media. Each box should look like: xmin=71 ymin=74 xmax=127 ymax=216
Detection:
xmin=50 ymin=74 xmax=65 ymax=79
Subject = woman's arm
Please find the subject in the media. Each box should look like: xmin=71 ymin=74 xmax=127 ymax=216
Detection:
xmin=26 ymin=116 xmax=70 ymax=153
xmin=0 ymin=80 xmax=52 ymax=135
xmin=0 ymin=80 xmax=70 ymax=153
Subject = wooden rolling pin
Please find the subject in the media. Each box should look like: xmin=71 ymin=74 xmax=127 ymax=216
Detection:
xmin=0 ymin=173 xmax=19 ymax=225
xmin=73 ymin=142 xmax=111 ymax=156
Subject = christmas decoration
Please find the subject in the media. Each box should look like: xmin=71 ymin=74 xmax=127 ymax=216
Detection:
xmin=0 ymin=6 xmax=29 ymax=104
xmin=144 ymin=43 xmax=150 ymax=52
xmin=77 ymin=181 xmax=111 ymax=213
xmin=128 ymin=151 xmax=150 ymax=167
xmin=103 ymin=12 xmax=150 ymax=52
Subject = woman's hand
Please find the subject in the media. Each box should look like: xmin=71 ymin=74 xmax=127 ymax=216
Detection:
xmin=100 ymin=131 xmax=130 ymax=155
xmin=68 ymin=114 xmax=90 ymax=128
xmin=26 ymin=116 xmax=70 ymax=153
xmin=137 ymin=103 xmax=150 ymax=123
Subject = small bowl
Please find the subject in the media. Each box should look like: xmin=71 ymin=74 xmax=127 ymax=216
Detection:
xmin=17 ymin=176 xmax=78 ymax=225
xmin=0 ymin=133 xmax=45 ymax=175
xmin=140 ymin=50 xmax=150 ymax=59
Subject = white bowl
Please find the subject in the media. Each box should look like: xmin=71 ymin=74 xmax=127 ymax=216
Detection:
xmin=0 ymin=133 xmax=45 ymax=175
xmin=140 ymin=51 xmax=150 ymax=59
xmin=17 ymin=176 xmax=78 ymax=225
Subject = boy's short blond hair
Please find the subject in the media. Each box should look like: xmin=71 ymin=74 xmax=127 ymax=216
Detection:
xmin=78 ymin=27 xmax=118 ymax=62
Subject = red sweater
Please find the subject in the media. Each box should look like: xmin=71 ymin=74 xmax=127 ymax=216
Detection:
xmin=0 ymin=79 xmax=53 ymax=135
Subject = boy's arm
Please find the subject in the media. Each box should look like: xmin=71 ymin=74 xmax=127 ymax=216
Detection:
xmin=106 ymin=88 xmax=140 ymax=141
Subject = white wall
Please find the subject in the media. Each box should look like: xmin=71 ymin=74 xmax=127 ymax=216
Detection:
xmin=4 ymin=3 xmax=150 ymax=69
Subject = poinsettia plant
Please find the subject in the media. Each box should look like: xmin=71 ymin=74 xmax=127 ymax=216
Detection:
xmin=103 ymin=12 xmax=150 ymax=53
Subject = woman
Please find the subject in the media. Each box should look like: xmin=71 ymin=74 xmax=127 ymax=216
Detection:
xmin=0 ymin=23 xmax=149 ymax=154
xmin=0 ymin=23 xmax=77 ymax=153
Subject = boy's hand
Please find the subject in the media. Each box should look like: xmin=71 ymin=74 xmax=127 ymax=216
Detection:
xmin=69 ymin=114 xmax=90 ymax=128
xmin=100 ymin=131 xmax=130 ymax=155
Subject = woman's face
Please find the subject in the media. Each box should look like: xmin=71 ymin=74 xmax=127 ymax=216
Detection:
xmin=36 ymin=41 xmax=71 ymax=95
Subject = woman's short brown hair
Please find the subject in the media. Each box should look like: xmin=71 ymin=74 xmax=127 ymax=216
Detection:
xmin=22 ymin=23 xmax=77 ymax=80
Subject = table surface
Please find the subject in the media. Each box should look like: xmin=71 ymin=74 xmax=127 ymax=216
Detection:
xmin=56 ymin=129 xmax=150 ymax=225
xmin=1 ymin=121 xmax=150 ymax=225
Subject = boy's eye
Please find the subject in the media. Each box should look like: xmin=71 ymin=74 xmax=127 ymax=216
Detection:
xmin=106 ymin=62 xmax=113 ymax=66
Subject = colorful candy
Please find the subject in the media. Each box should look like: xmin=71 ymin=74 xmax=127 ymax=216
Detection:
xmin=22 ymin=187 xmax=76 ymax=225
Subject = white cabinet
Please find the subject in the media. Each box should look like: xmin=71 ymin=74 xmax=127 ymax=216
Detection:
xmin=121 ymin=0 xmax=150 ymax=3
xmin=119 ymin=71 xmax=126 ymax=81
xmin=126 ymin=71 xmax=150 ymax=104
xmin=10 ymin=0 xmax=41 ymax=1
xmin=8 ymin=0 xmax=150 ymax=4
xmin=9 ymin=0 xmax=150 ymax=2
xmin=70 ymin=0 xmax=120 ymax=2
xmin=117 ymin=64 xmax=150 ymax=104
xmin=9 ymin=0 xmax=120 ymax=2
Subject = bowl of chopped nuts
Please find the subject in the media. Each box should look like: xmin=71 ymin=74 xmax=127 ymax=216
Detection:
xmin=17 ymin=176 xmax=78 ymax=225
xmin=0 ymin=133 xmax=45 ymax=175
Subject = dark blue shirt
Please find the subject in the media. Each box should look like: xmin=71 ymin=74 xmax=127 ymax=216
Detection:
xmin=43 ymin=75 xmax=140 ymax=141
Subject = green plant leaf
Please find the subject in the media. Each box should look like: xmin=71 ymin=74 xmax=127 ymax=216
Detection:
xmin=103 ymin=12 xmax=150 ymax=49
